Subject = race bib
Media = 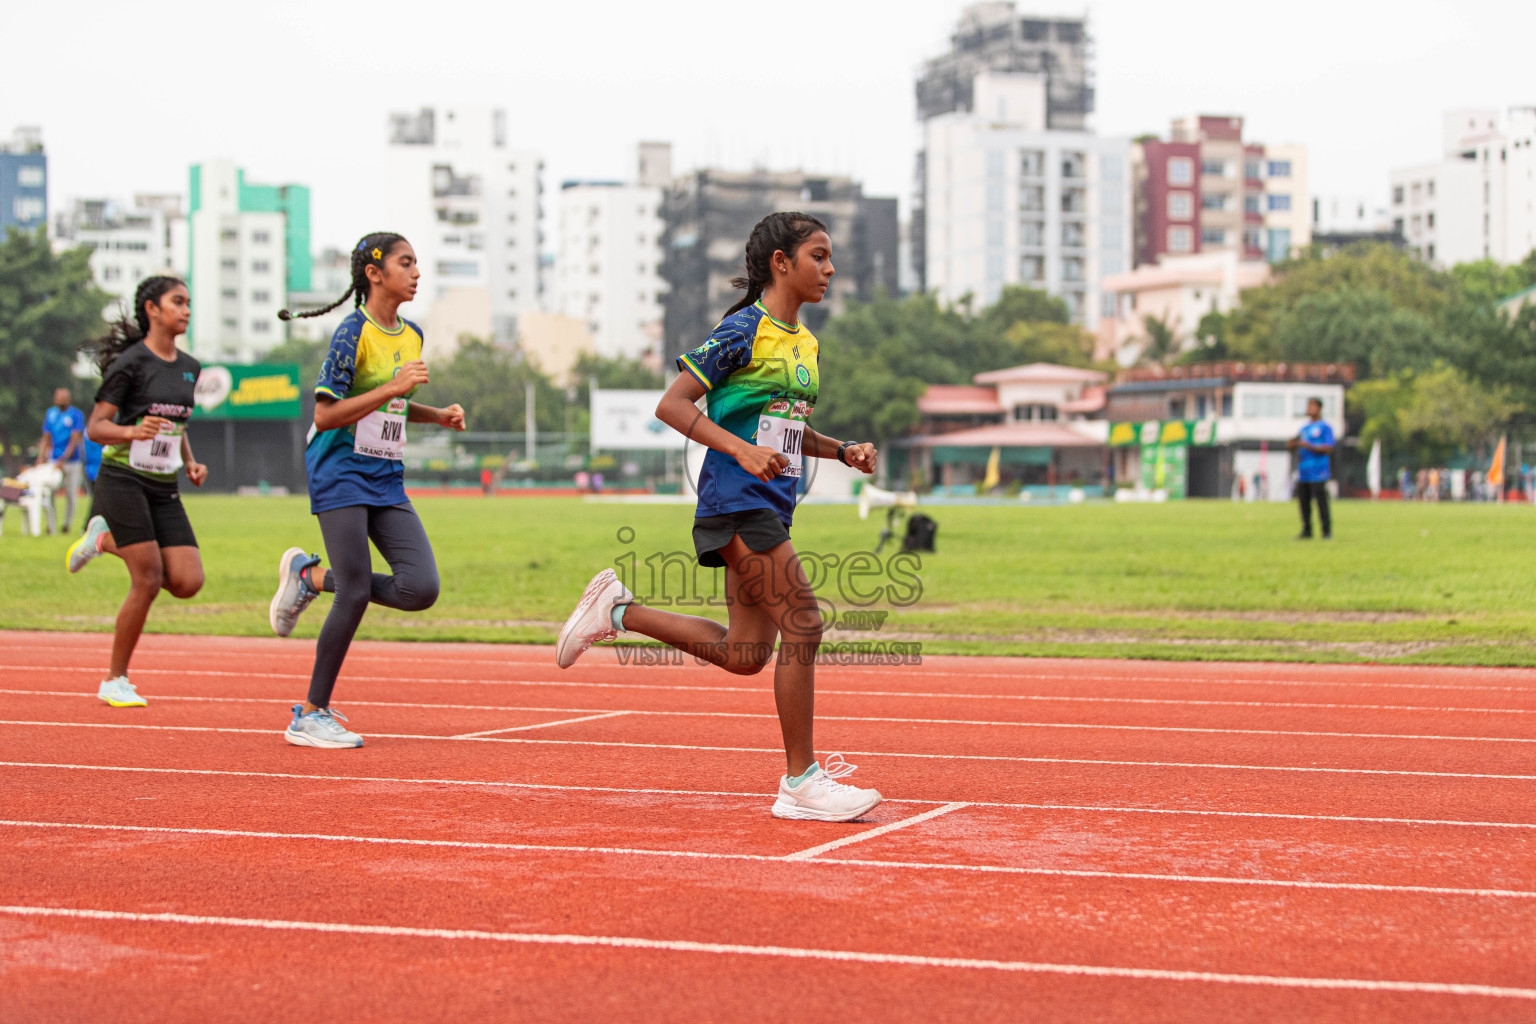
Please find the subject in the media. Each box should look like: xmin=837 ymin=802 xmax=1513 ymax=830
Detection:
xmin=757 ymin=400 xmax=809 ymax=479
xmin=129 ymin=420 xmax=185 ymax=475
xmin=355 ymin=398 xmax=408 ymax=460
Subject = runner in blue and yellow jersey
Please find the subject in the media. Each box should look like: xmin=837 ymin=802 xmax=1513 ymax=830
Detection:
xmin=66 ymin=275 xmax=210 ymax=708
xmin=266 ymin=232 xmax=466 ymax=748
xmin=556 ymin=212 xmax=885 ymax=823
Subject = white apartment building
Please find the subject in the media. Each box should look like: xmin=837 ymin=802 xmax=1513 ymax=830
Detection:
xmin=1390 ymin=108 xmax=1536 ymax=266
xmin=923 ymin=72 xmax=1131 ymax=326
xmin=53 ymin=195 xmax=184 ymax=306
xmin=556 ymin=144 xmax=668 ymax=361
xmin=187 ymin=160 xmax=288 ymax=363
xmin=1312 ymin=193 xmax=1391 ymax=235
xmin=385 ymin=106 xmax=543 ymax=345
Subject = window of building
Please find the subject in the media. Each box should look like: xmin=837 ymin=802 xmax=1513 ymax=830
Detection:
xmin=1061 ymin=221 xmax=1085 ymax=247
xmin=1241 ymin=392 xmax=1285 ymax=418
xmin=1062 ymin=257 xmax=1085 ymax=281
xmin=1243 ymin=227 xmax=1264 ymax=250
xmin=1167 ymin=192 xmax=1193 ymax=220
xmin=1200 ymin=158 xmax=1226 ymax=177
xmin=1100 ymin=221 xmax=1123 ymax=250
xmin=1221 ymin=394 xmax=1233 ymax=416
xmin=1392 ymin=185 xmax=1405 ymax=204
xmin=1244 ymin=161 xmax=1262 ymax=180
xmin=1427 ymin=212 xmax=1435 ymax=229
xmin=1202 ymin=191 xmax=1230 ymax=211
xmin=1013 ymin=403 xmax=1060 ymax=422
xmin=1266 ymin=228 xmax=1292 ymax=263
xmin=1168 ymin=157 xmax=1193 ymax=186
xmin=1427 ymin=243 xmax=1436 ymax=261
xmin=252 ymin=231 xmax=270 ymax=244
xmin=437 ymin=261 xmax=479 ymax=276
xmin=221 ymin=229 xmax=238 ymax=241
xmin=1244 ymin=194 xmax=1261 ymax=214
xmin=1201 ymin=227 xmax=1226 ymax=246
xmin=222 ymin=318 xmax=238 ymax=330
xmin=1168 ymin=226 xmax=1193 ymax=253
xmin=1061 ymin=152 xmax=1087 ymax=179
xmin=252 ymin=260 xmax=270 ymax=273
xmin=1267 ymin=194 xmax=1291 ymax=212
xmin=221 ymin=288 xmax=237 ymax=300
xmin=1195 ymin=395 xmax=1208 ymax=419
xmin=1020 ymin=255 xmax=1044 ymax=282
xmin=17 ymin=165 xmax=44 ymax=188
xmin=1020 ymin=185 xmax=1045 ymax=212
xmin=1062 ymin=188 xmax=1086 ymax=213
xmin=1019 ymin=149 xmax=1045 ymax=177
xmin=1020 ymin=219 xmax=1045 ymax=246
xmin=252 ymin=290 xmax=270 ymax=304
xmin=221 ymin=258 xmax=237 ymax=271
xmin=1427 ymin=180 xmax=1435 ymax=197
xmin=252 ymin=320 xmax=270 ymax=334
xmin=1290 ymin=394 xmax=1336 ymax=418
xmin=1267 ymin=160 xmax=1291 ymax=178
xmin=1411 ymin=182 xmax=1422 ymax=202
xmin=1168 ymin=397 xmax=1187 ymax=419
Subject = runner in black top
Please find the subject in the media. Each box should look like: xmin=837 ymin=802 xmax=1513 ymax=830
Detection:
xmin=66 ymin=276 xmax=208 ymax=707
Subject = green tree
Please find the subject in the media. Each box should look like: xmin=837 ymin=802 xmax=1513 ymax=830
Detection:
xmin=1265 ymin=287 xmax=1440 ymax=377
xmin=426 ymin=339 xmax=564 ymax=433
xmin=1003 ymin=320 xmax=1094 ymax=367
xmin=1355 ymin=364 xmax=1518 ymax=466
xmin=0 ymin=230 xmax=111 ymax=467
xmin=1137 ymin=315 xmax=1176 ymax=366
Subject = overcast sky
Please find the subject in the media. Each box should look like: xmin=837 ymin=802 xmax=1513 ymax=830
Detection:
xmin=5 ymin=0 xmax=1531 ymax=254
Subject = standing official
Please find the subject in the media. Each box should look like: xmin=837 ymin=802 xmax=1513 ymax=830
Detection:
xmin=1290 ymin=397 xmax=1334 ymax=539
xmin=37 ymin=387 xmax=86 ymax=532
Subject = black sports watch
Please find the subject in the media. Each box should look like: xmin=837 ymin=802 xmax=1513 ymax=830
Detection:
xmin=836 ymin=441 xmax=858 ymax=465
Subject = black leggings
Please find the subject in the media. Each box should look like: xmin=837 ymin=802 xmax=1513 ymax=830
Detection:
xmin=309 ymin=502 xmax=439 ymax=707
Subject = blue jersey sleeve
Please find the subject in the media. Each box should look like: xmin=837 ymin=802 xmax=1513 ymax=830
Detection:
xmin=1318 ymin=422 xmax=1336 ymax=447
xmin=677 ymin=311 xmax=755 ymax=391
xmin=315 ymin=316 xmax=362 ymax=400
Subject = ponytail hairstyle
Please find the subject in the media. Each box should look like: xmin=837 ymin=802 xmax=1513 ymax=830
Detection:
xmin=79 ymin=274 xmax=185 ymax=376
xmin=278 ymin=231 xmax=407 ymax=321
xmin=722 ymin=212 xmax=828 ymax=319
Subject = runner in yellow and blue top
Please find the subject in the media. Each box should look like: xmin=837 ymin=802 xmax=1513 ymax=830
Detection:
xmin=66 ymin=276 xmax=210 ymax=709
xmin=556 ymin=212 xmax=885 ymax=823
xmin=266 ymin=232 xmax=466 ymax=749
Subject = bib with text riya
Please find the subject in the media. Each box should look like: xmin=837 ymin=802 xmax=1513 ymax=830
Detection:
xmin=354 ymin=398 xmax=408 ymax=460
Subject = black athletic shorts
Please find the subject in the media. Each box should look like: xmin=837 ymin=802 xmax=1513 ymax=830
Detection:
xmin=90 ymin=464 xmax=198 ymax=549
xmin=692 ymin=508 xmax=790 ymax=568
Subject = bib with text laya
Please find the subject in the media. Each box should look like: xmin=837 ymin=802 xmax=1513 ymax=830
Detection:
xmin=756 ymin=399 xmax=813 ymax=478
xmin=354 ymin=398 xmax=408 ymax=460
xmin=128 ymin=420 xmax=185 ymax=475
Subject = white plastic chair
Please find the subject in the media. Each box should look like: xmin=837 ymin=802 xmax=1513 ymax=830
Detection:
xmin=15 ymin=464 xmax=63 ymax=537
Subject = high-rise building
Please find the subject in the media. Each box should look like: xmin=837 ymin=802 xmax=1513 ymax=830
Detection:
xmin=556 ymin=144 xmax=668 ymax=362
xmin=1 ymin=126 xmax=47 ymax=237
xmin=1389 ymin=108 xmax=1536 ymax=267
xmin=187 ymin=160 xmax=310 ymax=362
xmin=385 ymin=106 xmax=543 ymax=346
xmin=52 ymin=195 xmax=183 ymax=304
xmin=1133 ymin=115 xmax=1310 ymax=267
xmin=913 ymin=4 xmax=1094 ymax=290
xmin=659 ymin=169 xmax=899 ymax=365
xmin=922 ymin=72 xmax=1130 ymax=326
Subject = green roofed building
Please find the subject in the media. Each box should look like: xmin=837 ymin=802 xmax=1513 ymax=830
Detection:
xmin=187 ymin=160 xmax=311 ymax=363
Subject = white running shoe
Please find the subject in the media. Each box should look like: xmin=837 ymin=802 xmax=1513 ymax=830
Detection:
xmin=67 ymin=516 xmax=110 ymax=573
xmin=555 ymin=568 xmax=634 ymax=668
xmin=97 ymin=676 xmax=146 ymax=707
xmin=269 ymin=547 xmax=321 ymax=637
xmin=284 ymin=705 xmax=364 ymax=748
xmin=771 ymin=754 xmax=882 ymax=822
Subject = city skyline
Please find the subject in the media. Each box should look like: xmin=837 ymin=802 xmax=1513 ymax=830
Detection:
xmin=5 ymin=0 xmax=1532 ymax=255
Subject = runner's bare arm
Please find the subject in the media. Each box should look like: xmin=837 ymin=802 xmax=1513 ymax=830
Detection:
xmin=86 ymin=402 xmax=165 ymax=444
xmin=313 ymin=361 xmax=429 ymax=433
xmin=655 ymin=373 xmax=786 ymax=482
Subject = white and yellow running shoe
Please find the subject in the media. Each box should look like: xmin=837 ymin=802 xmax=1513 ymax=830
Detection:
xmin=67 ymin=516 xmax=110 ymax=573
xmin=97 ymin=676 xmax=147 ymax=707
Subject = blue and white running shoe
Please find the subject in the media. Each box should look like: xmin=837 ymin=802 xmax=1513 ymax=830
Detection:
xmin=269 ymin=547 xmax=321 ymax=637
xmin=97 ymin=676 xmax=147 ymax=707
xmin=285 ymin=704 xmax=363 ymax=748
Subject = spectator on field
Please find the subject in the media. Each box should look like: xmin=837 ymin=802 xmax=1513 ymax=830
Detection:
xmin=37 ymin=387 xmax=86 ymax=533
xmin=1288 ymin=397 xmax=1334 ymax=539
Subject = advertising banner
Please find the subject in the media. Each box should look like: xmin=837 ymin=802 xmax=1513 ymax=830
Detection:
xmin=590 ymin=389 xmax=680 ymax=451
xmin=1110 ymin=419 xmax=1218 ymax=448
xmin=194 ymin=364 xmax=303 ymax=420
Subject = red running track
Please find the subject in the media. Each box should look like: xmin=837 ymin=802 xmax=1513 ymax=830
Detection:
xmin=1 ymin=630 xmax=1533 ymax=1023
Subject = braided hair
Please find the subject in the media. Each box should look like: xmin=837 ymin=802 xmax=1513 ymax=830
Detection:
xmin=722 ymin=212 xmax=828 ymax=319
xmin=79 ymin=275 xmax=186 ymax=375
xmin=278 ymin=231 xmax=407 ymax=321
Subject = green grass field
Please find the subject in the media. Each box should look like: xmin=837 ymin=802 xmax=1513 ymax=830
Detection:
xmin=3 ymin=495 xmax=1534 ymax=665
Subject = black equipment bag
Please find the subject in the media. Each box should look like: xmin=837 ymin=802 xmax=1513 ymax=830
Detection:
xmin=902 ymin=513 xmax=937 ymax=553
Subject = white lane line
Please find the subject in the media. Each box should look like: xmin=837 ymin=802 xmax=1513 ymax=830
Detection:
xmin=4 ymin=818 xmax=1534 ymax=901
xmin=4 ymin=689 xmax=1534 ymax=745
xmin=783 ymin=803 xmax=969 ymax=861
xmin=10 ymin=644 xmax=1535 ymax=696
xmin=3 ymin=720 xmax=1534 ymax=781
xmin=451 ymin=711 xmax=630 ymax=739
xmin=1 ymin=905 xmax=1531 ymax=998
xmin=4 ymin=761 xmax=1535 ymax=830
xmin=7 ymin=667 xmax=1534 ymax=715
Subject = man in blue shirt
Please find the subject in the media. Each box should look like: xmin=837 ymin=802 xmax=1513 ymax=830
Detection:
xmin=36 ymin=387 xmax=86 ymax=533
xmin=1289 ymin=397 xmax=1335 ymax=539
